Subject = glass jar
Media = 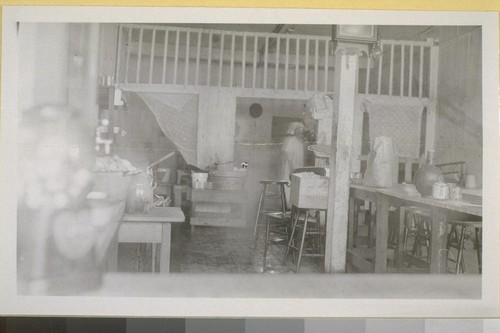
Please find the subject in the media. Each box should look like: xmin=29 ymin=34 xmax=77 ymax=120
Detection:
xmin=126 ymin=173 xmax=154 ymax=214
xmin=414 ymin=150 xmax=443 ymax=197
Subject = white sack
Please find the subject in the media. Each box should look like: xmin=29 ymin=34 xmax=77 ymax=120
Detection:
xmin=363 ymin=136 xmax=394 ymax=188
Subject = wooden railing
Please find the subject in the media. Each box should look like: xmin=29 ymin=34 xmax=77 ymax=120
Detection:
xmin=115 ymin=24 xmax=437 ymax=99
xmin=116 ymin=24 xmax=335 ymax=92
xmin=357 ymin=39 xmax=437 ymax=99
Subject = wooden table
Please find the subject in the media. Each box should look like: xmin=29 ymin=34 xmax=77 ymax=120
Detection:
xmin=375 ymin=187 xmax=482 ymax=274
xmin=108 ymin=207 xmax=185 ymax=273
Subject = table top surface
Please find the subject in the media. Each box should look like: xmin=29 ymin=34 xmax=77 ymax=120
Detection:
xmin=123 ymin=207 xmax=185 ymax=222
xmin=350 ymin=184 xmax=482 ymax=216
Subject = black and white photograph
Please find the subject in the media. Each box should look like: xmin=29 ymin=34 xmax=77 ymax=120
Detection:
xmin=0 ymin=7 xmax=498 ymax=317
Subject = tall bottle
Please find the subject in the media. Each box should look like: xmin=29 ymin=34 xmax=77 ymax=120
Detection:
xmin=414 ymin=150 xmax=443 ymax=196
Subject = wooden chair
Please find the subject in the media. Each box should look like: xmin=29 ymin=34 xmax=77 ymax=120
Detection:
xmin=281 ymin=167 xmax=328 ymax=273
xmin=259 ymin=167 xmax=327 ymax=271
xmin=251 ymin=180 xmax=288 ymax=249
xmin=446 ymin=220 xmax=482 ymax=274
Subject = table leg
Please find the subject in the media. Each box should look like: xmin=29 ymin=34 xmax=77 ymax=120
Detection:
xmin=252 ymin=184 xmax=266 ymax=249
xmin=347 ymin=194 xmax=355 ymax=250
xmin=160 ymin=223 xmax=172 ymax=273
xmin=152 ymin=244 xmax=156 ymax=273
xmin=430 ymin=208 xmax=448 ymax=274
xmin=375 ymin=193 xmax=389 ymax=273
xmin=106 ymin=231 xmax=119 ymax=272
xmin=367 ymin=203 xmax=376 ymax=248
xmin=394 ymin=207 xmax=405 ymax=267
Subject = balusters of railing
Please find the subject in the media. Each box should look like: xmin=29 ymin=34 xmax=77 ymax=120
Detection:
xmin=408 ymin=44 xmax=414 ymax=97
xmin=241 ymin=34 xmax=247 ymax=88
xmin=284 ymin=37 xmax=289 ymax=90
xmin=263 ymin=36 xmax=269 ymax=89
xmin=389 ymin=43 xmax=394 ymax=96
xmin=400 ymin=45 xmax=405 ymax=97
xmin=218 ymin=33 xmax=225 ymax=87
xmin=149 ymin=28 xmax=156 ymax=84
xmin=295 ymin=38 xmax=300 ymax=91
xmin=274 ymin=37 xmax=280 ymax=90
xmin=116 ymin=25 xmax=123 ymax=84
xmin=377 ymin=45 xmax=383 ymax=95
xmin=304 ymin=38 xmax=310 ymax=92
xmin=230 ymin=33 xmax=235 ymax=87
xmin=162 ymin=30 xmax=169 ymax=84
xmin=173 ymin=30 xmax=180 ymax=85
xmin=207 ymin=30 xmax=212 ymax=86
xmin=252 ymin=36 xmax=258 ymax=89
xmin=117 ymin=24 xmax=342 ymax=92
xmin=136 ymin=27 xmax=144 ymax=84
xmin=314 ymin=38 xmax=319 ymax=92
xmin=184 ymin=31 xmax=190 ymax=86
xmin=365 ymin=56 xmax=371 ymax=94
xmin=419 ymin=46 xmax=424 ymax=98
xmin=125 ymin=27 xmax=131 ymax=84
xmin=324 ymin=39 xmax=329 ymax=92
xmin=195 ymin=32 xmax=201 ymax=86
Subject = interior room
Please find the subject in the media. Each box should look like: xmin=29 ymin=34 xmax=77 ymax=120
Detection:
xmin=14 ymin=21 xmax=486 ymax=297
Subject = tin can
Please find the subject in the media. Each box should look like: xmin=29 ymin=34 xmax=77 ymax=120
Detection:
xmin=432 ymin=181 xmax=450 ymax=200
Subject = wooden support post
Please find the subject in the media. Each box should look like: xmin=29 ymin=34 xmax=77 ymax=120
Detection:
xmin=426 ymin=43 xmax=439 ymax=153
xmin=324 ymin=44 xmax=363 ymax=273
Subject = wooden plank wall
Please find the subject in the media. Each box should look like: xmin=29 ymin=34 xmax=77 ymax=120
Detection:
xmin=197 ymin=89 xmax=237 ymax=169
xmin=434 ymin=27 xmax=482 ymax=186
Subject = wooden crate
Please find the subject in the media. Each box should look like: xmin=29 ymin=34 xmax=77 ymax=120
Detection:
xmin=290 ymin=174 xmax=329 ymax=209
xmin=190 ymin=189 xmax=247 ymax=227
xmin=209 ymin=170 xmax=246 ymax=190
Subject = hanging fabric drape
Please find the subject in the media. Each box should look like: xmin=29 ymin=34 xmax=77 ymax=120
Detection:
xmin=362 ymin=101 xmax=424 ymax=159
xmin=127 ymin=92 xmax=199 ymax=166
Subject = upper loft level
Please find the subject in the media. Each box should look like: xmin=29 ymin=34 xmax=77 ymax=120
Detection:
xmin=114 ymin=23 xmax=437 ymax=99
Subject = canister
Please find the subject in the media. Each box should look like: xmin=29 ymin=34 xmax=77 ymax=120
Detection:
xmin=432 ymin=181 xmax=450 ymax=200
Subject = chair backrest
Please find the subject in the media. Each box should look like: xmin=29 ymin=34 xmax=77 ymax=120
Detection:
xmin=436 ymin=161 xmax=465 ymax=183
xmin=358 ymin=154 xmax=418 ymax=184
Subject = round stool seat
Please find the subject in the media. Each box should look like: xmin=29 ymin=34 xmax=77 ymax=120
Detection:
xmin=259 ymin=180 xmax=289 ymax=185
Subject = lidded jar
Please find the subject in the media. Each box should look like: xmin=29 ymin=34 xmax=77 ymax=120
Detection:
xmin=126 ymin=172 xmax=154 ymax=214
xmin=414 ymin=150 xmax=443 ymax=197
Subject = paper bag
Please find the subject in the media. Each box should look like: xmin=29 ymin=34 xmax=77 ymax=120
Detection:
xmin=363 ymin=136 xmax=393 ymax=188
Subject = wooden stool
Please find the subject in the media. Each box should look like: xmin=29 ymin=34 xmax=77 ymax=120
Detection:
xmin=401 ymin=207 xmax=432 ymax=256
xmin=251 ymin=180 xmax=288 ymax=249
xmin=447 ymin=220 xmax=482 ymax=274
xmin=282 ymin=206 xmax=326 ymax=273
xmin=410 ymin=209 xmax=432 ymax=263
xmin=263 ymin=210 xmax=292 ymax=269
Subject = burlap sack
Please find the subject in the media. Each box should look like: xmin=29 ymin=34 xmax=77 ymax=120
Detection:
xmin=363 ymin=136 xmax=393 ymax=188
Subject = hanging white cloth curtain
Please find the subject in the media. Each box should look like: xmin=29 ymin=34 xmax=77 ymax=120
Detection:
xmin=362 ymin=101 xmax=424 ymax=159
xmin=128 ymin=92 xmax=198 ymax=166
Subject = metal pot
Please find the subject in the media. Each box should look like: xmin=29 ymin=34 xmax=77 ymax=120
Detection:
xmin=414 ymin=163 xmax=443 ymax=197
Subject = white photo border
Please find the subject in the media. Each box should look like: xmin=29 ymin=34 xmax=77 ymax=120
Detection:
xmin=1 ymin=6 xmax=499 ymax=318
